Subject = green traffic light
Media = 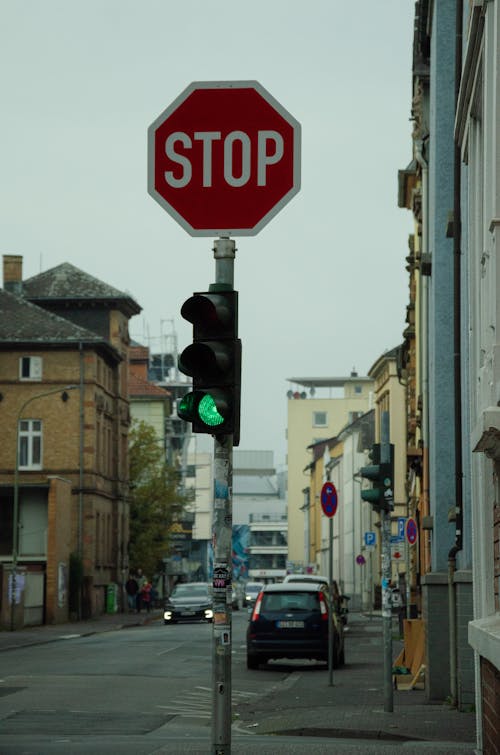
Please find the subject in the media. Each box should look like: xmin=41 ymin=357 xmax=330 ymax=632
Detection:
xmin=198 ymin=393 xmax=225 ymax=427
xmin=361 ymin=489 xmax=382 ymax=504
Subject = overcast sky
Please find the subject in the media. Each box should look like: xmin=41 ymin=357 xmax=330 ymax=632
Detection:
xmin=1 ymin=0 xmax=415 ymax=468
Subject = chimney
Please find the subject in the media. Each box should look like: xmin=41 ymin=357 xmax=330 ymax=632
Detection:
xmin=3 ymin=255 xmax=23 ymax=295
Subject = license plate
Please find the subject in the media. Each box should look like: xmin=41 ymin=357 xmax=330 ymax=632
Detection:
xmin=181 ymin=610 xmax=195 ymax=616
xmin=277 ymin=620 xmax=304 ymax=628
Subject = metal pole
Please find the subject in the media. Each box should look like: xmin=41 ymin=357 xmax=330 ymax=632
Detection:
xmin=405 ymin=537 xmax=411 ymax=620
xmin=328 ymin=515 xmax=334 ymax=686
xmin=211 ymin=237 xmax=235 ymax=755
xmin=369 ymin=545 xmax=373 ymax=620
xmin=380 ymin=411 xmax=393 ymax=712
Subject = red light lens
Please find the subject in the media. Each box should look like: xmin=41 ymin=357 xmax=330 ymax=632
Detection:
xmin=251 ymin=592 xmax=263 ymax=621
xmin=319 ymin=591 xmax=328 ymax=620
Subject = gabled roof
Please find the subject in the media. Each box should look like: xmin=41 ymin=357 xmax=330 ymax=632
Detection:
xmin=0 ymin=288 xmax=109 ymax=347
xmin=129 ymin=372 xmax=171 ymax=399
xmin=23 ymin=262 xmax=141 ymax=317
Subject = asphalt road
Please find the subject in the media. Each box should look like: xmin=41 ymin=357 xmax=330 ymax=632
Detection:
xmin=0 ymin=609 xmax=296 ymax=753
xmin=0 ymin=609 xmax=475 ymax=754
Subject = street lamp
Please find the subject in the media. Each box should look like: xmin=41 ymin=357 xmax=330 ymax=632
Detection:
xmin=10 ymin=384 xmax=78 ymax=631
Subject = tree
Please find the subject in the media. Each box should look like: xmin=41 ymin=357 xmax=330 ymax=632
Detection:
xmin=128 ymin=420 xmax=192 ymax=577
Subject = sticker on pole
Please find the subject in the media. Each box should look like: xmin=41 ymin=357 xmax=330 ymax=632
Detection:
xmin=320 ymin=482 xmax=338 ymax=518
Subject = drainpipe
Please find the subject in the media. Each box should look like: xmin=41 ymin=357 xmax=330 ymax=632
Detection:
xmin=448 ymin=0 xmax=463 ymax=709
xmin=79 ymin=342 xmax=85 ymax=619
xmin=414 ymin=138 xmax=430 ymax=573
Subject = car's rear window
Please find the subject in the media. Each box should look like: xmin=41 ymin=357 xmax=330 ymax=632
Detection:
xmin=261 ymin=592 xmax=320 ymax=612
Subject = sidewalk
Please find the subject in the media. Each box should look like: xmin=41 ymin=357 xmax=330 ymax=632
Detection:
xmin=0 ymin=608 xmax=162 ymax=652
xmin=234 ymin=611 xmax=477 ymax=752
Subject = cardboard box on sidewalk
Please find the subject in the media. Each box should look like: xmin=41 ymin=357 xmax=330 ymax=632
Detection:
xmin=393 ymin=618 xmax=425 ymax=690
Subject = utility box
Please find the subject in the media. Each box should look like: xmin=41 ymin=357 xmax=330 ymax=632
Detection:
xmin=106 ymin=583 xmax=118 ymax=614
xmin=0 ymin=564 xmax=27 ymax=629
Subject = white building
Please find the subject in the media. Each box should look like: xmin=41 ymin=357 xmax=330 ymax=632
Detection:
xmin=233 ymin=450 xmax=287 ymax=583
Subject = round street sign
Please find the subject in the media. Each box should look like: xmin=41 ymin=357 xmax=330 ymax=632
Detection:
xmin=406 ymin=517 xmax=418 ymax=545
xmin=356 ymin=554 xmax=366 ymax=566
xmin=320 ymin=482 xmax=338 ymax=518
xmin=148 ymin=80 xmax=301 ymax=237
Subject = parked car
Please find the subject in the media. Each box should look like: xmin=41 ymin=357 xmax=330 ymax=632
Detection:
xmin=244 ymin=582 xmax=264 ymax=608
xmin=246 ymin=582 xmax=345 ymax=670
xmin=163 ymin=582 xmax=213 ymax=624
xmin=283 ymin=573 xmax=329 ymax=585
xmin=283 ymin=574 xmax=349 ymax=624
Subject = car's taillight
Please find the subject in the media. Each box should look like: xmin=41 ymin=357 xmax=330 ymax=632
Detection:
xmin=251 ymin=592 xmax=263 ymax=621
xmin=319 ymin=591 xmax=328 ymax=620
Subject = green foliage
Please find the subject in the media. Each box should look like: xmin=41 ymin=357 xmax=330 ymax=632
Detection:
xmin=128 ymin=421 xmax=192 ymax=577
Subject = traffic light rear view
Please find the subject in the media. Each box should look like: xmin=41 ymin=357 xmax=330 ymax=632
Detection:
xmin=177 ymin=289 xmax=241 ymax=446
xmin=360 ymin=443 xmax=394 ymax=511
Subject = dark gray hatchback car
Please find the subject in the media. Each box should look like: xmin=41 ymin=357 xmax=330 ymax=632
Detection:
xmin=163 ymin=582 xmax=214 ymax=624
xmin=246 ymin=582 xmax=344 ymax=669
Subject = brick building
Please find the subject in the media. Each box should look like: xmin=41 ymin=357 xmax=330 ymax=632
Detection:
xmin=0 ymin=255 xmax=141 ymax=626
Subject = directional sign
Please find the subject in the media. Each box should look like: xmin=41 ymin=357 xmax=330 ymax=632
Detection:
xmin=148 ymin=81 xmax=301 ymax=237
xmin=397 ymin=517 xmax=407 ymax=540
xmin=406 ymin=517 xmax=418 ymax=545
xmin=320 ymin=482 xmax=338 ymax=518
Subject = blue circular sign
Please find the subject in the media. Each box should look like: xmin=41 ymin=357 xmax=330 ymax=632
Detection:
xmin=320 ymin=482 xmax=338 ymax=518
xmin=406 ymin=517 xmax=418 ymax=545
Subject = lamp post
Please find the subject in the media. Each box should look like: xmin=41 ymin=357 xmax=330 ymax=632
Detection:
xmin=10 ymin=384 xmax=78 ymax=631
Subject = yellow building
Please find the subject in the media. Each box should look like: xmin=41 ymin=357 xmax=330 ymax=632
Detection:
xmin=286 ymin=374 xmax=373 ymax=569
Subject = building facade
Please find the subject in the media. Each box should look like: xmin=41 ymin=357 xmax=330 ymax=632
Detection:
xmin=0 ymin=255 xmax=140 ymax=625
xmin=233 ymin=450 xmax=286 ymax=584
xmin=286 ymin=374 xmax=373 ymax=569
xmin=400 ymin=0 xmax=481 ymax=734
xmin=456 ymin=1 xmax=500 ymax=749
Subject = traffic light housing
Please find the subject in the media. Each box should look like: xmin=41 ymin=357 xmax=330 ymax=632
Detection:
xmin=177 ymin=288 xmax=241 ymax=446
xmin=360 ymin=443 xmax=394 ymax=511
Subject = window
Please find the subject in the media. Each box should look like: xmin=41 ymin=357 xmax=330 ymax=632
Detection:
xmin=313 ymin=411 xmax=327 ymax=427
xmin=19 ymin=356 xmax=42 ymax=381
xmin=19 ymin=420 xmax=42 ymax=469
xmin=354 ymin=385 xmax=362 ymax=394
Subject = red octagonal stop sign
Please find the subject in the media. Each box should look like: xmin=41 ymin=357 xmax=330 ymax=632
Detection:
xmin=148 ymin=81 xmax=301 ymax=237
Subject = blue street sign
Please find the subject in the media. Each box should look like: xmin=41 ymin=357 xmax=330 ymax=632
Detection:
xmin=364 ymin=531 xmax=376 ymax=547
xmin=397 ymin=517 xmax=407 ymax=541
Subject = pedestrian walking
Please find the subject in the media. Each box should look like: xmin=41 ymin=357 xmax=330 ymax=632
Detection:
xmin=140 ymin=579 xmax=152 ymax=613
xmin=125 ymin=574 xmax=139 ymax=613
